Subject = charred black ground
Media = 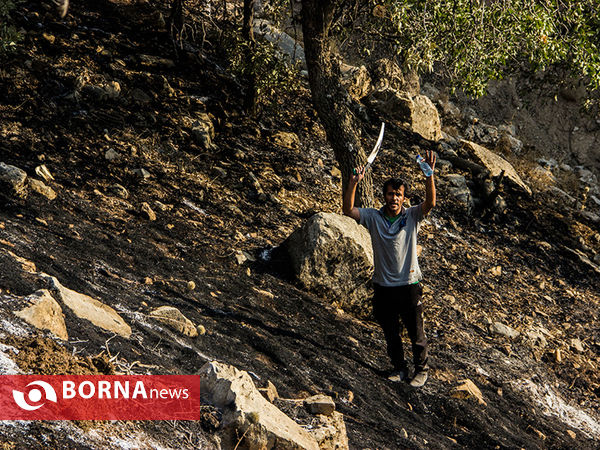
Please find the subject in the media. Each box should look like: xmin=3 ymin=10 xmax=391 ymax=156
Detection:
xmin=0 ymin=1 xmax=599 ymax=449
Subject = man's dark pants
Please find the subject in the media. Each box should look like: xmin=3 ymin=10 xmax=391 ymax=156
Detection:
xmin=372 ymin=282 xmax=428 ymax=373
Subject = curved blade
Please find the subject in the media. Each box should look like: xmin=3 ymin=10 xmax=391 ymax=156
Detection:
xmin=364 ymin=122 xmax=385 ymax=172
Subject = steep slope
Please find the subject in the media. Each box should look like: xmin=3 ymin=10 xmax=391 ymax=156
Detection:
xmin=0 ymin=1 xmax=599 ymax=449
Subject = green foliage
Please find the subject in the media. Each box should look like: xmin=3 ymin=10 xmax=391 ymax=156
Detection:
xmin=380 ymin=0 xmax=600 ymax=96
xmin=322 ymin=0 xmax=600 ymax=98
xmin=223 ymin=25 xmax=303 ymax=111
xmin=0 ymin=0 xmax=22 ymax=54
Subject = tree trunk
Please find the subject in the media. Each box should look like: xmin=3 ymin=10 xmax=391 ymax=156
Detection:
xmin=242 ymin=0 xmax=257 ymax=115
xmin=300 ymin=0 xmax=374 ymax=207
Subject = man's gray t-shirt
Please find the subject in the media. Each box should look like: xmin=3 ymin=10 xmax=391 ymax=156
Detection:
xmin=358 ymin=205 xmax=423 ymax=286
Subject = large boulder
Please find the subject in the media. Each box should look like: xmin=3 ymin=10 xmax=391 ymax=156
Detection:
xmin=461 ymin=140 xmax=532 ymax=195
xmin=369 ymin=58 xmax=420 ymax=96
xmin=0 ymin=162 xmax=28 ymax=201
xmin=284 ymin=213 xmax=373 ymax=314
xmin=199 ymin=361 xmax=319 ymax=450
xmin=43 ymin=275 xmax=132 ymax=338
xmin=14 ymin=289 xmax=68 ymax=340
xmin=365 ymin=89 xmax=442 ymax=141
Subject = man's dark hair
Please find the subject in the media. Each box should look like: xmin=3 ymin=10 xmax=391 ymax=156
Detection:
xmin=382 ymin=178 xmax=408 ymax=196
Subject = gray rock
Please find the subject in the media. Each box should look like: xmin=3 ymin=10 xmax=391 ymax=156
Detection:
xmin=365 ymin=89 xmax=442 ymax=141
xmin=490 ymin=322 xmax=520 ymax=339
xmin=150 ymin=306 xmax=197 ymax=337
xmin=133 ymin=168 xmax=151 ymax=179
xmin=130 ymin=88 xmax=152 ymax=104
xmin=0 ymin=162 xmax=28 ymax=200
xmin=199 ymin=361 xmax=319 ymax=450
xmin=284 ymin=213 xmax=373 ymax=314
xmin=445 ymin=174 xmax=473 ymax=212
xmin=253 ymin=19 xmax=306 ymax=68
xmin=495 ymin=132 xmax=523 ymax=155
xmin=191 ymin=113 xmax=215 ymax=149
xmin=435 ymin=159 xmax=453 ymax=174
xmin=105 ymin=149 xmax=119 ymax=161
xmin=462 ymin=140 xmax=532 ymax=195
xmin=464 ymin=123 xmax=499 ymax=145
xmin=304 ymin=394 xmax=335 ymax=416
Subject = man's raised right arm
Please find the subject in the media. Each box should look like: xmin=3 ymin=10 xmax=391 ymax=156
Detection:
xmin=343 ymin=167 xmax=364 ymax=222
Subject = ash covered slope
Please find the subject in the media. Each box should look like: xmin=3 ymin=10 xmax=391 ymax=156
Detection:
xmin=0 ymin=1 xmax=599 ymax=449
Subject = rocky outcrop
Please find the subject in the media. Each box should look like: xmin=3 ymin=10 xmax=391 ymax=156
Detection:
xmin=461 ymin=140 xmax=532 ymax=195
xmin=284 ymin=213 xmax=373 ymax=314
xmin=365 ymin=89 xmax=442 ymax=141
xmin=199 ymin=361 xmax=320 ymax=450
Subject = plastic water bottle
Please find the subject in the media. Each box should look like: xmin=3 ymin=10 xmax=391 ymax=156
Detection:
xmin=416 ymin=155 xmax=433 ymax=177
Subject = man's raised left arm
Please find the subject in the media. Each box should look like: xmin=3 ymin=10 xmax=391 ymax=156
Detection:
xmin=421 ymin=150 xmax=436 ymax=217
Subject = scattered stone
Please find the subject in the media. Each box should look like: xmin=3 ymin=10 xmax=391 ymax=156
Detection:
xmin=369 ymin=58 xmax=420 ymax=96
xmin=149 ymin=305 xmax=198 ymax=337
xmin=28 ymin=178 xmax=57 ymax=200
xmin=105 ymin=149 xmax=119 ymax=161
xmin=137 ymin=54 xmax=176 ymax=69
xmin=191 ymin=113 xmax=215 ymax=149
xmin=0 ymin=162 xmax=28 ymax=200
xmin=489 ymin=266 xmax=502 ymax=277
xmin=140 ymin=202 xmax=156 ymax=221
xmin=464 ymin=122 xmax=499 ymax=146
xmin=34 ymin=164 xmax=54 ymax=182
xmin=554 ymin=348 xmax=562 ymax=363
xmin=495 ymin=131 xmax=523 ymax=155
xmin=133 ymin=168 xmax=151 ymax=179
xmin=304 ymin=394 xmax=336 ymax=416
xmin=197 ymin=324 xmax=206 ymax=335
xmin=235 ymin=250 xmax=255 ymax=265
xmin=14 ymin=289 xmax=68 ymax=341
xmin=109 ymin=184 xmax=129 ymax=199
xmin=330 ymin=167 xmax=342 ymax=179
xmin=130 ymin=88 xmax=152 ymax=104
xmin=284 ymin=213 xmax=373 ymax=315
xmin=567 ymin=430 xmax=576 ymax=439
xmin=445 ymin=174 xmax=473 ymax=212
xmin=271 ymin=131 xmax=300 ymax=149
xmin=451 ymin=379 xmax=486 ymax=406
xmin=187 ymin=281 xmax=196 ymax=291
xmin=490 ymin=322 xmax=520 ymax=339
xmin=526 ymin=329 xmax=548 ymax=348
xmin=143 ymin=277 xmax=153 ymax=285
xmin=199 ymin=361 xmax=319 ymax=450
xmin=43 ymin=275 xmax=132 ymax=338
xmin=253 ymin=287 xmax=274 ymax=300
xmin=570 ymin=338 xmax=584 ymax=353
xmin=462 ymin=140 xmax=532 ymax=195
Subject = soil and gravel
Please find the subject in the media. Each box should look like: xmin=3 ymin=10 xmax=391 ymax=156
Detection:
xmin=0 ymin=1 xmax=599 ymax=449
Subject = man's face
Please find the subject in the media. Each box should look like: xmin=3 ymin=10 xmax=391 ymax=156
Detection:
xmin=384 ymin=185 xmax=404 ymax=216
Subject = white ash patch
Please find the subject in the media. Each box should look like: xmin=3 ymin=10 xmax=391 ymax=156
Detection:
xmin=512 ymin=378 xmax=600 ymax=438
